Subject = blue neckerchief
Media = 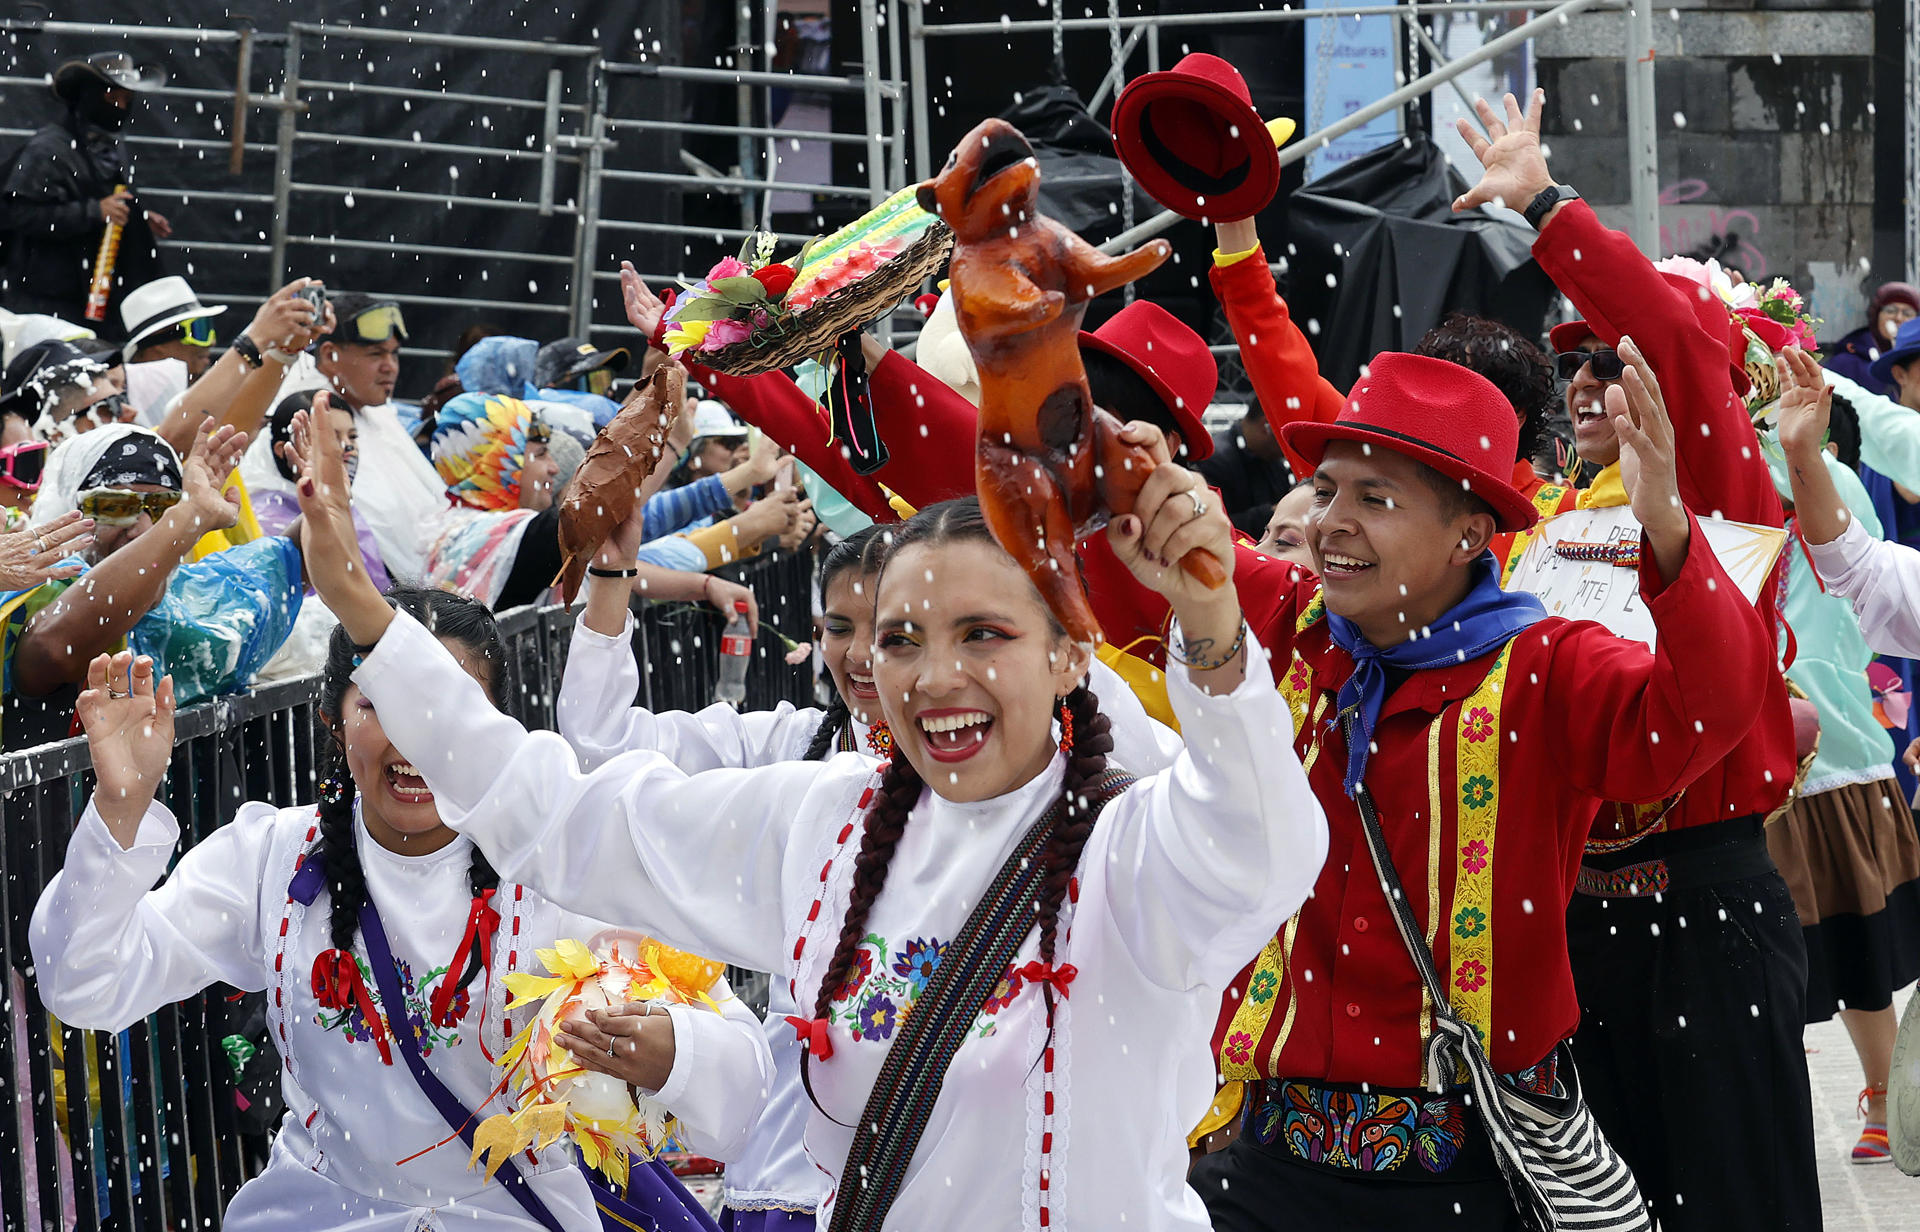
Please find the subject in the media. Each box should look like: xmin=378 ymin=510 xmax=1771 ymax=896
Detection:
xmin=1325 ymin=552 xmax=1546 ymax=796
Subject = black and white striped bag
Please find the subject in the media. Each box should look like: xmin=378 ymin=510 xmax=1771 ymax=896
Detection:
xmin=1353 ymin=777 xmax=1653 ymax=1232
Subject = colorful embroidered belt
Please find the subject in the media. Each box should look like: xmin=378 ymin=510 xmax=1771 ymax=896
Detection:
xmin=1241 ymin=1054 xmax=1559 ymax=1182
xmin=1576 ymin=815 xmax=1776 ymax=899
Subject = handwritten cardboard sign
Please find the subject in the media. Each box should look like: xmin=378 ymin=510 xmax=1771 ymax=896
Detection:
xmin=1505 ymin=507 xmax=1786 ymax=649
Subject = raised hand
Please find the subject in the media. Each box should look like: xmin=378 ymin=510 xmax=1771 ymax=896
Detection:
xmin=79 ymin=651 xmax=177 ymax=844
xmin=621 ymin=262 xmax=668 ymax=340
xmin=1610 ymin=336 xmax=1691 ymax=582
xmin=174 ymin=418 xmax=249 ymax=536
xmin=1452 ymin=89 xmax=1553 ymax=216
xmin=247 ymin=278 xmax=327 ymax=357
xmin=290 ymin=393 xmax=394 ymax=645
xmin=1774 ymin=346 xmax=1834 ymax=461
xmin=0 ymin=512 xmax=93 ymax=589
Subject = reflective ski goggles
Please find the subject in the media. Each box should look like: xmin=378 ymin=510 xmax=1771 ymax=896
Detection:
xmin=78 ymin=487 xmax=184 ymax=525
xmin=341 ymin=302 xmax=408 ymax=344
xmin=579 ymin=368 xmax=614 ymax=398
xmin=178 ymin=316 xmax=218 ymax=348
xmin=0 ymin=440 xmax=48 ymax=492
xmin=1555 ymin=348 xmax=1625 ymax=382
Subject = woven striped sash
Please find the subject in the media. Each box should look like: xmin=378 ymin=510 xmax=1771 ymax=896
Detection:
xmin=825 ymin=768 xmax=1135 ymax=1231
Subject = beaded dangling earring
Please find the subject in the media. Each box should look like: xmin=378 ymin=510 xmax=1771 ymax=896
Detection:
xmin=1057 ymin=697 xmax=1074 ymax=755
xmin=864 ymin=719 xmax=894 ymax=760
xmin=319 ymin=773 xmax=351 ymax=808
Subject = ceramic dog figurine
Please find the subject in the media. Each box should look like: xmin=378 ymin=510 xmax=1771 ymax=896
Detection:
xmin=918 ymin=118 xmax=1223 ymax=645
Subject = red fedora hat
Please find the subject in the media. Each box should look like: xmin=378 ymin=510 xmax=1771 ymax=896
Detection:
xmin=1283 ymin=353 xmax=1539 ymax=532
xmin=1079 ymin=299 xmax=1217 ymax=460
xmin=1110 ymin=53 xmax=1295 ymax=223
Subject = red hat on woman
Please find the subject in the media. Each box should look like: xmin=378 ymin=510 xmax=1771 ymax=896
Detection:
xmin=1110 ymin=54 xmax=1297 ymax=223
xmin=1282 ymin=353 xmax=1539 ymax=531
xmin=1079 ymin=300 xmax=1217 ymax=459
xmin=1549 ymin=272 xmax=1751 ymax=397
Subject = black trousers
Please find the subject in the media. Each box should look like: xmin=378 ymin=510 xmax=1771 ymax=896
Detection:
xmin=1190 ymin=1135 xmax=1525 ymax=1231
xmin=1567 ymin=817 xmax=1823 ymax=1231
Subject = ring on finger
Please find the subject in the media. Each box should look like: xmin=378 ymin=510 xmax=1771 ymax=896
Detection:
xmin=1187 ymin=488 xmax=1209 ymax=519
xmin=607 ymin=1040 xmax=618 ymax=1060
xmin=32 ymin=535 xmax=46 ymax=555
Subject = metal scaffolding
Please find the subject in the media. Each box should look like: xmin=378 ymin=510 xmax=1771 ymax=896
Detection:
xmin=0 ymin=4 xmax=1657 ymax=366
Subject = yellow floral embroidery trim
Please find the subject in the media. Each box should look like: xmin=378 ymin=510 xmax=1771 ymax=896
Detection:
xmin=1443 ymin=645 xmax=1510 ymax=1047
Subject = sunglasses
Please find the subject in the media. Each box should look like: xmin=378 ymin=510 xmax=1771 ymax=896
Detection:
xmin=580 ymin=368 xmax=614 ymax=398
xmin=179 ymin=316 xmax=218 ymax=348
xmin=78 ymin=487 xmax=183 ymax=525
xmin=343 ymin=303 xmax=408 ymax=344
xmin=1555 ymin=348 xmax=1625 ymax=381
xmin=0 ymin=440 xmax=47 ymax=492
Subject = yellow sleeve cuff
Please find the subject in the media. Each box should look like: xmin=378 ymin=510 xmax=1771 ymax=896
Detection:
xmin=1212 ymin=245 xmax=1260 ymax=269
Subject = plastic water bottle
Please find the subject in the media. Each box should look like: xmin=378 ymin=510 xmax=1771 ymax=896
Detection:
xmin=715 ymin=600 xmax=752 ymax=707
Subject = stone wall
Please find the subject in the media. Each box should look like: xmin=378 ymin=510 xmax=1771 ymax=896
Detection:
xmin=1535 ymin=2 xmax=1883 ymax=333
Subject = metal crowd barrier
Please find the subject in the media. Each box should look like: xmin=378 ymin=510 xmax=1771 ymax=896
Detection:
xmin=0 ymin=549 xmax=817 ymax=1230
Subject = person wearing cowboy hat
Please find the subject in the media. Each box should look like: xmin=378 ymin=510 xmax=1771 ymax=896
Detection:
xmin=121 ymin=275 xmax=225 ymax=381
xmin=0 ymin=52 xmax=173 ymax=333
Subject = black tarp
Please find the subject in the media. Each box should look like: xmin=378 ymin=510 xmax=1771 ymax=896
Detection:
xmin=1282 ymin=135 xmax=1556 ymax=389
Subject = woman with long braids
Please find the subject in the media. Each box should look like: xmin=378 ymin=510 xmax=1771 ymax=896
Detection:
xmin=290 ymin=405 xmax=1326 ymax=1231
xmin=30 ymin=588 xmax=773 ymax=1231
xmin=554 ymin=511 xmax=1182 ymax=1229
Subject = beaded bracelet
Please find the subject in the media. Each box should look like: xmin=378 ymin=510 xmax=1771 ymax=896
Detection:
xmin=1167 ymin=619 xmax=1248 ymax=671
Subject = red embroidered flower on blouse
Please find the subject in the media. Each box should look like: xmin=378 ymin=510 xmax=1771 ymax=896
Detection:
xmin=1461 ymin=707 xmax=1494 ymax=743
xmin=1460 ymin=839 xmax=1490 ymax=875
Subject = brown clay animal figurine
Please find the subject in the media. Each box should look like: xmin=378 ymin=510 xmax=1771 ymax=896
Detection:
xmin=917 ymin=118 xmax=1225 ymax=646
xmin=555 ymin=363 xmax=684 ymax=603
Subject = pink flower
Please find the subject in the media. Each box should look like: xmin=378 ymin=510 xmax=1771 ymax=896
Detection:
xmin=1652 ymin=255 xmax=1712 ymax=287
xmin=698 ymin=317 xmax=753 ymax=351
xmin=708 ymin=256 xmax=749 ymax=280
xmin=783 ymin=641 xmax=814 ymax=666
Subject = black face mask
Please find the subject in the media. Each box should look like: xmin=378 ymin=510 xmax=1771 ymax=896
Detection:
xmin=74 ymin=88 xmax=129 ymax=133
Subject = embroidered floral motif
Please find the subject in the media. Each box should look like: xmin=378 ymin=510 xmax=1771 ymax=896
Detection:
xmin=1288 ymin=659 xmax=1312 ymax=692
xmin=1451 ymin=906 xmax=1487 ymax=939
xmin=1460 ymin=838 xmax=1489 ymax=875
xmin=1223 ymin=1031 xmax=1255 ymax=1067
xmin=1248 ymin=968 xmax=1280 ymax=1004
xmin=316 ymin=957 xmax=465 ymax=1056
xmin=1461 ymin=707 xmax=1494 ymax=743
xmin=892 ymin=938 xmax=946 ymax=993
xmin=1453 ymin=958 xmax=1489 ymax=994
xmin=1460 ymin=774 xmax=1495 ymax=811
xmin=855 ymin=992 xmax=898 ymax=1041
xmin=982 ymin=967 xmax=1024 ymax=1014
xmin=834 ymin=948 xmax=875 ymax=1001
xmin=826 ymin=934 xmax=1002 ymax=1043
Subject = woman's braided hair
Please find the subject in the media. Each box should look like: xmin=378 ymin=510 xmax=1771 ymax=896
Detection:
xmin=802 ymin=524 xmax=889 ymax=762
xmin=314 ymin=587 xmax=506 ymax=999
xmin=801 ymin=499 xmax=1115 ymax=1100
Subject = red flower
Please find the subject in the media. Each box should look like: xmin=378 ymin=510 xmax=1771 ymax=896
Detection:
xmin=751 ymin=263 xmax=797 ymax=298
xmin=1453 ymin=959 xmax=1488 ymax=994
xmin=1224 ymin=1031 xmax=1255 ymax=1066
xmin=1460 ymin=838 xmax=1489 ymax=875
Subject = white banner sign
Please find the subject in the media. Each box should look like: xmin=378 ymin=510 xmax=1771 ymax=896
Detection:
xmin=1504 ymin=507 xmax=1786 ymax=649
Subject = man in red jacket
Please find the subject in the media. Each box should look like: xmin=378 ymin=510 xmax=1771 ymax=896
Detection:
xmin=1452 ymin=90 xmax=1818 ymax=1230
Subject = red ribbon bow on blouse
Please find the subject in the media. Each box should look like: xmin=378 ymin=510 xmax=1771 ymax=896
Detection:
xmin=311 ymin=948 xmax=393 ymax=1066
xmin=784 ymin=1015 xmax=835 ymax=1061
xmin=429 ymin=890 xmax=499 ymax=1032
xmin=1018 ymin=961 xmax=1079 ymax=999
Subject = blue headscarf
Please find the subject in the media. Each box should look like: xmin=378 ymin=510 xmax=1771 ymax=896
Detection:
xmin=1325 ymin=552 xmax=1546 ymax=796
xmin=454 ymin=336 xmax=538 ymax=395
